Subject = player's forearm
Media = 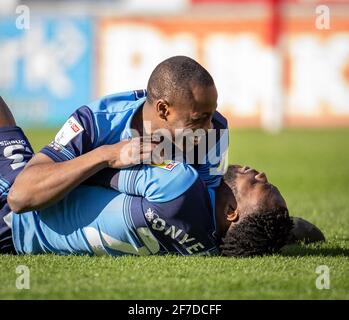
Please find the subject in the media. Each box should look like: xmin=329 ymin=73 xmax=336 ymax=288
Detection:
xmin=8 ymin=146 xmax=110 ymax=213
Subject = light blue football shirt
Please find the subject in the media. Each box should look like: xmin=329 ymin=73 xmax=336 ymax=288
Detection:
xmin=11 ymin=163 xmax=218 ymax=256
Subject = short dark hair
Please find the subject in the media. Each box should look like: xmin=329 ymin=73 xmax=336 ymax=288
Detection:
xmin=146 ymin=56 xmax=214 ymax=105
xmin=220 ymin=207 xmax=293 ymax=257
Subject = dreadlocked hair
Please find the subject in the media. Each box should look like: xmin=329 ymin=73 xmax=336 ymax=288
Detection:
xmin=220 ymin=207 xmax=293 ymax=257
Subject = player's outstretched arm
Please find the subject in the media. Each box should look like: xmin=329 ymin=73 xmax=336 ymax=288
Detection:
xmin=7 ymin=138 xmax=156 ymax=213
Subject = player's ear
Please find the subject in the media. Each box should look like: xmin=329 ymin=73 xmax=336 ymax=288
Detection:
xmin=156 ymin=99 xmax=170 ymax=121
xmin=227 ymin=209 xmax=239 ymax=223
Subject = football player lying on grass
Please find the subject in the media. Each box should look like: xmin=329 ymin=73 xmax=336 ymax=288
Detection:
xmin=0 ymin=100 xmax=323 ymax=256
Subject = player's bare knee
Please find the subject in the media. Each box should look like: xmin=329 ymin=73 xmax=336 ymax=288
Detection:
xmin=0 ymin=97 xmax=16 ymax=127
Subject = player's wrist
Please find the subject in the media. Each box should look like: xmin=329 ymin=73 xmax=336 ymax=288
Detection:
xmin=94 ymin=145 xmax=115 ymax=168
xmin=97 ymin=143 xmax=126 ymax=169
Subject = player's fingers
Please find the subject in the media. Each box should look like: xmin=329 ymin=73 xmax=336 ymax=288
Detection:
xmin=139 ymin=136 xmax=160 ymax=145
xmin=139 ymin=152 xmax=153 ymax=164
xmin=151 ymin=152 xmax=164 ymax=165
xmin=140 ymin=142 xmax=158 ymax=153
xmin=150 ymin=144 xmax=164 ymax=164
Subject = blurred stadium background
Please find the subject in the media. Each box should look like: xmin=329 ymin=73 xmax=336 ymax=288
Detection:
xmin=1 ymin=0 xmax=349 ymax=131
xmin=1 ymin=0 xmax=349 ymax=300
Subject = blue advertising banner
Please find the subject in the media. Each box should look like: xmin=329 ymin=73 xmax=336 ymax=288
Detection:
xmin=0 ymin=16 xmax=93 ymax=127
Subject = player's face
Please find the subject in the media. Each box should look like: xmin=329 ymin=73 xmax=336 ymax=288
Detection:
xmin=215 ymin=165 xmax=287 ymax=236
xmin=229 ymin=165 xmax=287 ymax=215
xmin=167 ymin=84 xmax=218 ymax=140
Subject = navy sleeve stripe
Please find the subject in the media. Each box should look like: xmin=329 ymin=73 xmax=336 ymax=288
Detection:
xmin=59 ymin=146 xmax=75 ymax=160
xmin=40 ymin=147 xmax=71 ymax=163
xmin=0 ymin=186 xmax=9 ymax=194
xmin=134 ymin=89 xmax=147 ymax=100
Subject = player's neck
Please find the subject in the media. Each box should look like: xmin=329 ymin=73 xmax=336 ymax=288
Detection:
xmin=141 ymin=101 xmax=162 ymax=135
xmin=131 ymin=102 xmax=145 ymax=136
xmin=215 ymin=210 xmax=230 ymax=239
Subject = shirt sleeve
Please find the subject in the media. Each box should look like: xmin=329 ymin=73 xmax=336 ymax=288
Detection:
xmin=40 ymin=106 xmax=96 ymax=162
xmin=108 ymin=162 xmax=199 ymax=203
xmin=39 ymin=91 xmax=147 ymax=163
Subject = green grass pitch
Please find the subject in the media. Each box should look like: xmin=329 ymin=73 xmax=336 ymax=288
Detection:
xmin=0 ymin=128 xmax=348 ymax=299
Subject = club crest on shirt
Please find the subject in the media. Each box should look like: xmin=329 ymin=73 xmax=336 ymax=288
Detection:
xmin=150 ymin=160 xmax=179 ymax=171
xmin=145 ymin=208 xmax=158 ymax=222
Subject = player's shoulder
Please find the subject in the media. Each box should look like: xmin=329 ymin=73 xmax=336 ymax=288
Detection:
xmin=212 ymin=111 xmax=228 ymax=129
xmin=144 ymin=161 xmax=200 ymax=202
xmin=86 ymin=90 xmax=147 ymax=114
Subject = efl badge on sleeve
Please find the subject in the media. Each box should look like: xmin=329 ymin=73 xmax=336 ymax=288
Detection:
xmin=150 ymin=160 xmax=180 ymax=171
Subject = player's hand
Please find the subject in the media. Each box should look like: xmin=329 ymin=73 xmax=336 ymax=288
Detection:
xmin=105 ymin=137 xmax=160 ymax=169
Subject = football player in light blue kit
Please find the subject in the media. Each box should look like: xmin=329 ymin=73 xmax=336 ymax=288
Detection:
xmin=0 ymin=116 xmax=294 ymax=257
xmin=0 ymin=108 xmax=294 ymax=257
xmin=0 ymin=95 xmax=220 ymax=256
xmin=9 ymin=56 xmax=228 ymax=227
xmin=1 ymin=56 xmax=302 ymax=257
xmin=4 ymin=146 xmax=218 ymax=256
xmin=0 ymin=94 xmax=298 ymax=257
xmin=3 ymin=56 xmax=228 ymax=256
